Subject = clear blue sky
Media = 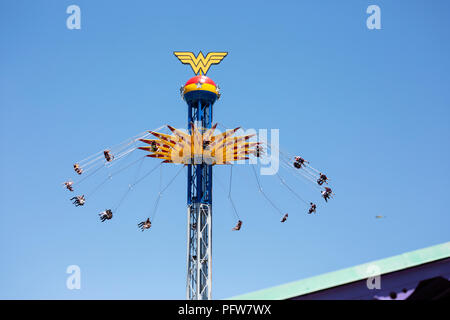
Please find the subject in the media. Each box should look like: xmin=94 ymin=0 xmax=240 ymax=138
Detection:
xmin=1 ymin=0 xmax=449 ymax=299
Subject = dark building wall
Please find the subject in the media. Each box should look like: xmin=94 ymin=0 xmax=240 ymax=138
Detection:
xmin=290 ymin=258 xmax=450 ymax=300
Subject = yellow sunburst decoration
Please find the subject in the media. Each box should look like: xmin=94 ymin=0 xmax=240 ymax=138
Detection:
xmin=138 ymin=123 xmax=260 ymax=165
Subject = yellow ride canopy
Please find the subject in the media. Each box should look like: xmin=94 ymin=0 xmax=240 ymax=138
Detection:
xmin=138 ymin=123 xmax=260 ymax=165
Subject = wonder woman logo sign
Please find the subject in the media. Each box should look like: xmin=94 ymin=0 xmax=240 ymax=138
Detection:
xmin=173 ymin=51 xmax=228 ymax=75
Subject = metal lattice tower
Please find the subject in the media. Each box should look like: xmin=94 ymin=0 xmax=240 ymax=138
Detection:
xmin=185 ymin=88 xmax=215 ymax=300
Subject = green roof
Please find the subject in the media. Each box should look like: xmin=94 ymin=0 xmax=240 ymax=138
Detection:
xmin=228 ymin=242 xmax=450 ymax=300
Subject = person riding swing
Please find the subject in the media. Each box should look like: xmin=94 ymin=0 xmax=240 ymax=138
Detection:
xmin=103 ymin=150 xmax=114 ymax=162
xmin=99 ymin=209 xmax=113 ymax=222
xmin=308 ymin=202 xmax=317 ymax=214
xmin=64 ymin=181 xmax=74 ymax=192
xmin=71 ymin=195 xmax=85 ymax=207
xmin=138 ymin=218 xmax=152 ymax=231
xmin=150 ymin=141 xmax=159 ymax=153
xmin=232 ymin=220 xmax=243 ymax=231
xmin=73 ymin=163 xmax=83 ymax=175
xmin=293 ymin=156 xmax=308 ymax=169
xmin=317 ymin=173 xmax=329 ymax=185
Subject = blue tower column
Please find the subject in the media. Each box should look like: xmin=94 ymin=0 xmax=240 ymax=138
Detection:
xmin=184 ymin=89 xmax=216 ymax=300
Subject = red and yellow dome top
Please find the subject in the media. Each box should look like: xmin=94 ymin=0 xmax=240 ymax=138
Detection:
xmin=182 ymin=75 xmax=220 ymax=98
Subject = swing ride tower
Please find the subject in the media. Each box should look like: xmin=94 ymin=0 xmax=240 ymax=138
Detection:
xmin=184 ymin=75 xmax=216 ymax=300
xmin=173 ymin=51 xmax=229 ymax=300
xmin=135 ymin=51 xmax=264 ymax=299
xmin=140 ymin=52 xmax=255 ymax=299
